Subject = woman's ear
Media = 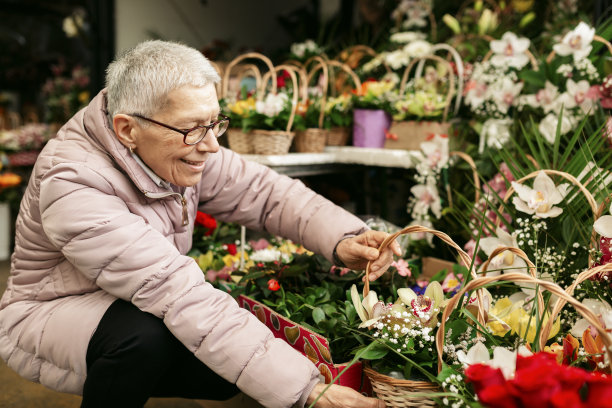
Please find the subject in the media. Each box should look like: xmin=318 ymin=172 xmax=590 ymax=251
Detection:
xmin=113 ymin=114 xmax=137 ymax=149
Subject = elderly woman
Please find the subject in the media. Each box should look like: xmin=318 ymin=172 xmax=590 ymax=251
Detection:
xmin=0 ymin=41 xmax=400 ymax=407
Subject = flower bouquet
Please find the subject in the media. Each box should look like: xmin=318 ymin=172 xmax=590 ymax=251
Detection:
xmin=385 ymin=55 xmax=456 ymax=151
xmin=351 ymin=74 xmax=398 ymax=148
xmin=221 ymin=52 xmax=276 ymax=154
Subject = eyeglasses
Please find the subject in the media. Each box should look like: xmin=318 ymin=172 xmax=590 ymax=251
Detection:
xmin=129 ymin=113 xmax=230 ymax=145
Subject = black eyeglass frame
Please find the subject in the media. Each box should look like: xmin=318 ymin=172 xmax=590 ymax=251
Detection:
xmin=129 ymin=113 xmax=230 ymax=145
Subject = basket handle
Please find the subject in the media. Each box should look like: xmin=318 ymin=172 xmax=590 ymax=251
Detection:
xmin=326 ymin=60 xmax=362 ymax=96
xmin=259 ymin=64 xmax=300 ymax=133
xmin=222 ymin=52 xmax=276 ymax=100
xmin=336 ymin=45 xmax=392 ymax=75
xmin=304 ymin=56 xmax=329 ymax=129
xmin=435 ymin=272 xmax=612 ymax=373
xmin=415 ymin=44 xmax=464 ymax=114
xmin=399 ymin=55 xmax=455 ymax=122
xmin=546 ymin=34 xmax=612 ymax=63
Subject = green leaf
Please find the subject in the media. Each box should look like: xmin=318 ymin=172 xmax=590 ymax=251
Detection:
xmin=312 ymin=307 xmax=326 ymax=324
xmin=359 ymin=341 xmax=389 ymax=360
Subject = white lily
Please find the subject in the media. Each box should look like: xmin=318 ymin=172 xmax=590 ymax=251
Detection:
xmin=479 ymin=227 xmax=528 ymax=276
xmin=538 ymin=113 xmax=575 ymax=144
xmin=350 ymin=285 xmax=390 ymax=328
xmin=419 ymin=134 xmax=449 ymax=170
xmin=570 ymin=298 xmax=611 ymax=337
xmin=553 ymin=22 xmax=595 ymax=61
xmin=457 ymin=341 xmax=490 ymax=366
xmin=490 ymin=32 xmax=531 ymax=69
xmin=511 ymin=171 xmax=569 ymax=218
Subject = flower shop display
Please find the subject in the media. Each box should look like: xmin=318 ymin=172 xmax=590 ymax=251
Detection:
xmin=41 ymin=64 xmax=91 ymax=124
xmin=385 ymin=55 xmax=456 ymax=151
xmin=221 ymin=52 xmax=276 ymax=154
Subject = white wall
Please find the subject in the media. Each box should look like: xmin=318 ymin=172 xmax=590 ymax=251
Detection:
xmin=115 ymin=0 xmax=321 ymax=58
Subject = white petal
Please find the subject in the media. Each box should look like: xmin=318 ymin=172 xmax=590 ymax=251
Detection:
xmin=533 ymin=171 xmax=556 ymax=196
xmin=594 ymin=215 xmax=612 ymax=238
xmin=398 ymin=288 xmax=417 ymax=305
xmin=491 ymin=347 xmax=517 ymax=379
xmin=351 ymin=284 xmax=368 ymax=322
xmin=359 ymin=317 xmax=382 ymax=329
xmin=511 ymin=181 xmax=534 ymax=202
xmin=467 ymin=342 xmax=491 ymax=364
xmin=480 ymin=237 xmax=502 ymax=256
xmin=425 ymin=281 xmax=444 ymax=307
xmin=363 ymin=291 xmax=379 ymax=317
xmin=512 ymin=196 xmax=535 ymax=214
xmin=536 ymin=206 xmax=563 ymax=218
xmin=570 ymin=318 xmax=590 ymax=338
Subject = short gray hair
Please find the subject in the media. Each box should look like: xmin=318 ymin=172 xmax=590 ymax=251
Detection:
xmin=105 ymin=40 xmax=220 ymax=118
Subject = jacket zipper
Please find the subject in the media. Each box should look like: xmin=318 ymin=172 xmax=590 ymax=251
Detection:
xmin=143 ymin=190 xmax=189 ymax=226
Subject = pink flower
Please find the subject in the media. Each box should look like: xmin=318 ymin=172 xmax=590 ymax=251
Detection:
xmin=249 ymin=238 xmax=269 ymax=250
xmin=442 ymin=272 xmax=462 ymax=293
xmin=391 ymin=259 xmax=411 ymax=277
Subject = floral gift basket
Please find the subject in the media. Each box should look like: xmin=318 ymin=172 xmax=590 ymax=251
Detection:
xmin=221 ymin=52 xmax=276 ymax=154
xmin=384 ymin=55 xmax=456 ymax=151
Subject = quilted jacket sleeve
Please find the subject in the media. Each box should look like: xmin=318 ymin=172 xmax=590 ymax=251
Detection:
xmin=38 ymin=162 xmax=319 ymax=408
xmin=197 ymin=148 xmax=369 ymax=262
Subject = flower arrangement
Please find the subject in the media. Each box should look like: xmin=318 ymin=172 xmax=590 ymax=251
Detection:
xmin=351 ymin=75 xmax=399 ymax=113
xmin=0 ymin=123 xmax=52 ymax=152
xmin=289 ymin=39 xmax=324 ymax=62
xmin=324 ymin=93 xmax=353 ymax=128
xmin=41 ymin=64 xmax=91 ymax=123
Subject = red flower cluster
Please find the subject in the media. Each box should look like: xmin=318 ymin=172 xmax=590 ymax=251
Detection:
xmin=277 ymin=70 xmax=291 ymax=89
xmin=195 ymin=211 xmax=217 ymax=236
xmin=591 ymin=236 xmax=612 ymax=283
xmin=466 ymin=352 xmax=612 ymax=408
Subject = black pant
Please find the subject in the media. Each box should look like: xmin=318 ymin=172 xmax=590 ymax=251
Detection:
xmin=82 ymin=299 xmax=239 ymax=408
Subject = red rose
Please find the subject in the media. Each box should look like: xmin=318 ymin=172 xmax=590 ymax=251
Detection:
xmin=226 ymin=243 xmax=237 ymax=255
xmin=195 ymin=211 xmax=217 ymax=235
xmin=550 ymin=390 xmax=586 ymax=408
xmin=584 ymin=373 xmax=612 ymax=407
xmin=465 ymin=363 xmax=506 ymax=392
xmin=478 ymin=384 xmax=518 ymax=408
xmin=267 ymin=279 xmax=280 ymax=291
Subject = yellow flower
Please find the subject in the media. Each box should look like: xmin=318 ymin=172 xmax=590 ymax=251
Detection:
xmin=487 ymin=297 xmax=516 ymax=336
xmin=78 ymin=91 xmax=90 ymax=104
xmin=229 ymin=98 xmax=255 ymax=116
xmin=506 ymin=308 xmax=560 ymax=343
xmin=196 ymin=251 xmax=214 ymax=271
xmin=223 ymin=251 xmax=249 ymax=267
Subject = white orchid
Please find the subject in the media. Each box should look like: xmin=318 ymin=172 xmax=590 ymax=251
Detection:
xmin=403 ymin=40 xmax=432 ymax=58
xmin=481 ymin=118 xmax=513 ymax=152
xmin=255 ymin=93 xmax=288 ymax=117
xmin=594 ymin=204 xmax=612 ymax=239
xmin=465 ymin=80 xmax=488 ymax=109
xmin=490 ymin=77 xmax=523 ymax=114
xmin=457 ymin=343 xmax=532 ymax=379
xmin=521 ymin=81 xmax=559 ymax=113
xmin=411 ymin=183 xmax=442 ymax=219
xmin=553 ymin=22 xmax=595 ymax=61
xmin=511 ymin=171 xmax=570 ymax=218
xmin=570 ymin=298 xmax=612 ymax=337
xmin=479 ymin=227 xmax=528 ymax=276
xmin=565 ymin=79 xmax=596 ymax=115
xmin=390 ymin=31 xmax=426 ymax=43
xmin=490 ymin=32 xmax=531 ymax=69
xmin=350 ymin=285 xmax=391 ymax=328
xmin=419 ymin=134 xmax=449 ymax=170
xmin=396 ymin=281 xmax=446 ymax=328
xmin=538 ymin=113 xmax=575 ymax=144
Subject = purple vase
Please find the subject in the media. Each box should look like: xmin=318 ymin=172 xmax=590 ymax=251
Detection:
xmin=352 ymin=109 xmax=391 ymax=148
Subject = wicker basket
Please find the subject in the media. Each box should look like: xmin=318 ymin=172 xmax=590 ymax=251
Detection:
xmin=384 ymin=55 xmax=455 ymax=151
xmin=327 ymin=126 xmax=351 ymax=146
xmin=226 ymin=129 xmax=254 ymax=154
xmin=294 ymin=128 xmax=327 ymax=153
xmin=361 ymin=225 xmax=484 ymax=407
xmin=252 ymin=64 xmax=300 ymax=155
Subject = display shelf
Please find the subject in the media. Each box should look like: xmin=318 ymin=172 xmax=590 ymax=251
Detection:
xmin=241 ymin=146 xmax=420 ymax=176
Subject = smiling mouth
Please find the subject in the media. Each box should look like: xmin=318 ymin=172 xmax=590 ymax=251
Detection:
xmin=181 ymin=159 xmax=204 ymax=165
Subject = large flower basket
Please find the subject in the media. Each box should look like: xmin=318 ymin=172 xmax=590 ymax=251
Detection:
xmin=238 ymin=295 xmax=372 ymax=395
xmin=253 ymin=64 xmax=300 ymax=155
xmin=360 ymin=225 xmax=485 ymax=407
xmin=385 ymin=55 xmax=455 ymax=150
xmin=222 ymin=52 xmax=276 ymax=155
xmin=353 ymin=108 xmax=391 ymax=148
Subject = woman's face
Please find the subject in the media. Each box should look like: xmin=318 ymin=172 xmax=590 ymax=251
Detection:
xmin=132 ymin=83 xmax=221 ymax=187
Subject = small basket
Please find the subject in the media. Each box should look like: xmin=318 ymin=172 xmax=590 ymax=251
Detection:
xmin=361 ymin=225 xmax=483 ymax=407
xmin=253 ymin=64 xmax=300 ymax=155
xmin=226 ymin=129 xmax=254 ymax=154
xmin=327 ymin=126 xmax=351 ymax=146
xmin=294 ymin=128 xmax=327 ymax=153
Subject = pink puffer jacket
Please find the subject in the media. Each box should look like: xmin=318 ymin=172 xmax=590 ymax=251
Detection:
xmin=0 ymin=90 xmax=368 ymax=407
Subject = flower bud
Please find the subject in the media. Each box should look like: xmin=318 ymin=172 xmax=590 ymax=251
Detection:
xmin=442 ymin=14 xmax=461 ymax=35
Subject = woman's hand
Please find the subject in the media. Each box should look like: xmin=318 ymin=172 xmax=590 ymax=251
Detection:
xmin=306 ymin=383 xmax=385 ymax=408
xmin=335 ymin=230 xmax=402 ymax=281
